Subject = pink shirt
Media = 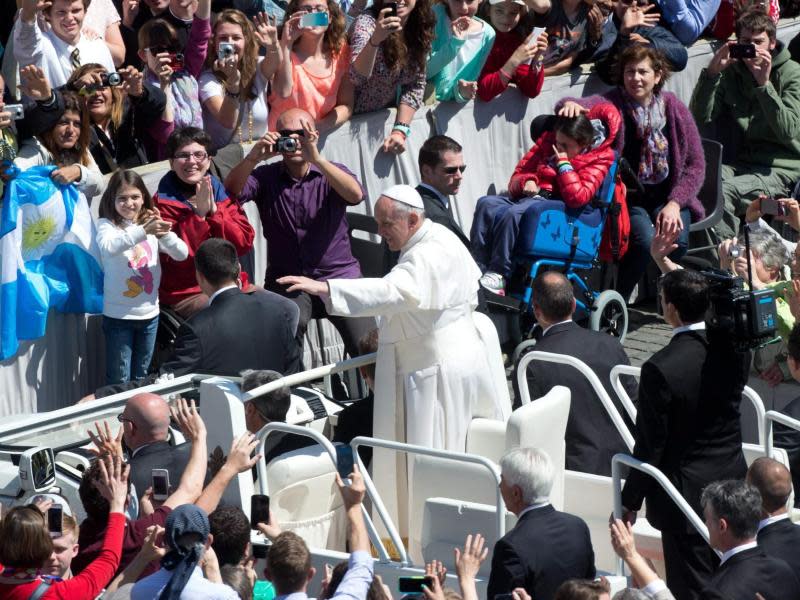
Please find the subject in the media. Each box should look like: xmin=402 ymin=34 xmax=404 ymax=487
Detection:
xmin=268 ymin=45 xmax=351 ymax=130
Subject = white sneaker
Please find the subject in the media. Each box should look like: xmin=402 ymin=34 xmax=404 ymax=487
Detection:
xmin=480 ymin=272 xmax=506 ymax=296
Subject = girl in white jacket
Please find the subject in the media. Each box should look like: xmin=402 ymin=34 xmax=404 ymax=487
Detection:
xmin=96 ymin=169 xmax=188 ymax=385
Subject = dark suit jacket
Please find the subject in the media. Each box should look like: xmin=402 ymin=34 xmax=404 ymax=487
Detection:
xmin=757 ymin=517 xmax=800 ymax=574
xmin=384 ymin=185 xmax=469 ymax=271
xmin=621 ymin=328 xmax=750 ymax=532
xmin=703 ymin=546 xmax=800 ymax=600
xmin=773 ymin=395 xmax=800 ymax=507
xmin=160 ymin=288 xmax=301 ymax=377
xmin=526 ymin=321 xmax=637 ymax=476
xmin=487 ymin=505 xmax=595 ymax=600
xmin=128 ymin=440 xmax=192 ymax=499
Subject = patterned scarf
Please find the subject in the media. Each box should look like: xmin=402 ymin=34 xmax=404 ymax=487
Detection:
xmin=145 ymin=70 xmax=203 ymax=130
xmin=623 ymin=91 xmax=670 ymax=185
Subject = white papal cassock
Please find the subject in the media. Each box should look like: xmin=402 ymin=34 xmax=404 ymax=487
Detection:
xmin=326 ymin=219 xmax=512 ymax=536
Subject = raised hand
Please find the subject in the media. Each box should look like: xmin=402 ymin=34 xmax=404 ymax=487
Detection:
xmin=120 ymin=66 xmax=145 ymax=97
xmin=620 ymin=3 xmax=660 ymax=35
xmin=18 ymin=65 xmax=52 ymax=101
xmin=299 ymin=118 xmax=321 ymax=164
xmin=454 ymin=533 xmax=488 ymax=581
xmin=253 ymin=12 xmax=279 ymax=49
xmin=155 ymin=53 xmax=174 ymax=88
xmin=122 ymin=0 xmax=140 ymax=28
xmin=192 ymin=175 xmax=216 ymax=218
xmin=256 ymin=509 xmax=283 ymax=540
xmin=707 ymin=41 xmax=737 ymax=77
xmin=96 ymin=454 xmax=131 ymax=514
xmin=224 ymin=432 xmax=261 ymax=473
xmin=335 ymin=463 xmax=366 ymax=508
xmin=457 ymin=79 xmax=477 ymax=101
xmin=170 ymin=397 xmax=207 ymax=443
xmin=451 ymin=15 xmax=472 ymax=40
xmin=87 ymin=420 xmax=124 ymax=457
xmin=246 ymin=132 xmax=281 ymax=165
xmin=371 ymin=7 xmax=402 ymax=45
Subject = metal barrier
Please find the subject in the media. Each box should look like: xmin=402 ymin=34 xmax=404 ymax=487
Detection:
xmin=765 ymin=409 xmax=800 ymax=458
xmin=350 ymin=435 xmax=506 ymax=561
xmin=517 ymin=351 xmax=635 ymax=451
xmin=254 ymin=422 xmax=406 ymax=564
xmin=609 ymin=367 xmax=767 ymax=446
xmin=611 ymin=454 xmax=712 ymax=576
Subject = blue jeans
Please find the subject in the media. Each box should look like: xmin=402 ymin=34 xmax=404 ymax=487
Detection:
xmin=616 ymin=204 xmax=691 ymax=300
xmin=103 ymin=315 xmax=159 ymax=385
xmin=470 ymin=195 xmax=537 ymax=276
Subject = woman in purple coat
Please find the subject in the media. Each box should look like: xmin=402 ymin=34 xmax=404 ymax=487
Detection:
xmin=559 ymin=45 xmax=706 ymax=301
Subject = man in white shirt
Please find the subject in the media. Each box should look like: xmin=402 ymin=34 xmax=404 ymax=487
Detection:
xmin=13 ymin=0 xmax=115 ymax=90
xmin=701 ymin=479 xmax=800 ymax=600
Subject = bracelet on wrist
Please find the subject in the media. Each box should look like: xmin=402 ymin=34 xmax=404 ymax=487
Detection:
xmin=499 ymin=67 xmax=513 ymax=81
xmin=225 ymin=87 xmax=241 ymax=99
xmin=368 ymin=37 xmax=381 ymax=48
xmin=392 ymin=123 xmax=411 ymax=137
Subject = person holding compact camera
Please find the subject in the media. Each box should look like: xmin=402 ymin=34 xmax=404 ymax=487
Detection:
xmin=199 ymin=8 xmax=281 ymax=150
xmin=63 ymin=62 xmax=168 ymax=174
xmin=225 ymin=107 xmax=374 ymax=361
xmin=691 ymin=9 xmax=800 ymax=241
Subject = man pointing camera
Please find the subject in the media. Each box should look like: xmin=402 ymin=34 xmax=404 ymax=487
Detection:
xmin=225 ymin=108 xmax=374 ymax=361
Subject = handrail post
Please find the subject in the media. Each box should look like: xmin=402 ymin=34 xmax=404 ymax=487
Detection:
xmin=763 ymin=410 xmax=800 ymax=459
xmin=611 ymin=455 xmax=625 ymax=577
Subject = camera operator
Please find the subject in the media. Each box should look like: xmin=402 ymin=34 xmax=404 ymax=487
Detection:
xmin=620 ymin=269 xmax=751 ymax=600
xmin=224 ymin=107 xmax=374 ymax=361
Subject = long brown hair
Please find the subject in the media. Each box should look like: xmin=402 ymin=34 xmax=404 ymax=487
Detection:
xmin=67 ymin=62 xmax=125 ymax=130
xmin=369 ymin=0 xmax=435 ymax=73
xmin=0 ymin=506 xmax=52 ymax=569
xmin=283 ymin=0 xmax=347 ymax=56
xmin=39 ymin=91 xmax=92 ymax=168
xmin=206 ymin=9 xmax=260 ymax=102
xmin=98 ymin=169 xmax=154 ymax=226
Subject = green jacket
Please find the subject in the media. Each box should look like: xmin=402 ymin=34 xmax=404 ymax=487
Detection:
xmin=426 ymin=4 xmax=495 ymax=103
xmin=690 ymin=41 xmax=800 ymax=176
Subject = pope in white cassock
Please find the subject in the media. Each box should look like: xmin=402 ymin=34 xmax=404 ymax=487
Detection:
xmin=278 ymin=184 xmax=511 ymax=534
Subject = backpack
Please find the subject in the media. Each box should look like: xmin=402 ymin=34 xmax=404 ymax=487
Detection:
xmin=598 ymin=173 xmax=630 ymax=263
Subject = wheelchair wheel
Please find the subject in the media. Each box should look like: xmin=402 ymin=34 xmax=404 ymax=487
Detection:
xmin=589 ymin=290 xmax=628 ymax=343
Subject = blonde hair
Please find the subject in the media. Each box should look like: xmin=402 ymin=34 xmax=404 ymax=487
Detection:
xmin=206 ymin=10 xmax=260 ymax=102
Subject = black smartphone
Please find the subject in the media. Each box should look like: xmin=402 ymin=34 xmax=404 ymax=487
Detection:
xmin=398 ymin=576 xmax=435 ymax=593
xmin=385 ymin=1 xmax=398 ymax=16
xmin=253 ymin=543 xmax=269 ymax=559
xmin=335 ymin=445 xmax=355 ymax=481
xmin=494 ymin=595 xmax=514 ymax=600
xmin=729 ymin=43 xmax=756 ymax=59
xmin=47 ymin=505 xmax=63 ymax=536
xmin=251 ymin=494 xmax=270 ymax=530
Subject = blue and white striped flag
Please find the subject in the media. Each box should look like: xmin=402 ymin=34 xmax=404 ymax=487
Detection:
xmin=0 ymin=165 xmax=104 ymax=360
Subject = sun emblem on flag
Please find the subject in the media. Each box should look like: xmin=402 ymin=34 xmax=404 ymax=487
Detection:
xmin=21 ymin=214 xmax=58 ymax=261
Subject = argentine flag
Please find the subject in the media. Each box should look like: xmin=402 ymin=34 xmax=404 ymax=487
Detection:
xmin=0 ymin=165 xmax=104 ymax=360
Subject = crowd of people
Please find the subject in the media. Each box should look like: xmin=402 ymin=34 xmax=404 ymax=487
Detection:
xmin=5 ymin=0 xmax=800 ymax=598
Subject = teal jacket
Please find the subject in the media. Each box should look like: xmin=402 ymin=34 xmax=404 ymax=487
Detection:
xmin=426 ymin=4 xmax=495 ymax=103
xmin=690 ymin=41 xmax=800 ymax=176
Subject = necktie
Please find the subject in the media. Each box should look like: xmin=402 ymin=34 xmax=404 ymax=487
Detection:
xmin=70 ymin=48 xmax=81 ymax=69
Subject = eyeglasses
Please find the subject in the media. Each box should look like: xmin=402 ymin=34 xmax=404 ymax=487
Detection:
xmin=442 ymin=165 xmax=467 ymax=174
xmin=295 ymin=5 xmax=328 ymax=12
xmin=117 ymin=414 xmax=133 ymax=424
xmin=173 ymin=151 xmax=209 ymax=161
xmin=278 ymin=129 xmax=306 ymax=137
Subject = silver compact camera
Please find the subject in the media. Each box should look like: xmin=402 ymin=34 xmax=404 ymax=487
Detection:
xmin=275 ymin=137 xmax=299 ymax=153
xmin=217 ymin=42 xmax=235 ymax=60
xmin=4 ymin=104 xmax=24 ymax=120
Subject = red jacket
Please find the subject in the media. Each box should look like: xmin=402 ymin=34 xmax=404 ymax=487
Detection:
xmin=0 ymin=512 xmax=125 ymax=600
xmin=155 ymin=171 xmax=255 ymax=305
xmin=508 ymin=102 xmax=621 ymax=208
xmin=477 ymin=30 xmax=544 ymax=102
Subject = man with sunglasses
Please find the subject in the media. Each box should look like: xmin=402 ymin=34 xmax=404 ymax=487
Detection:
xmin=592 ymin=0 xmax=688 ymax=85
xmin=225 ymin=107 xmax=374 ymax=363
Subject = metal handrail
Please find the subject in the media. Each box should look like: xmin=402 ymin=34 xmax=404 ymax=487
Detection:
xmin=517 ymin=351 xmax=635 ymax=450
xmin=350 ymin=436 xmax=505 ymax=562
xmin=241 ymin=353 xmax=377 ymax=402
xmin=764 ymin=410 xmax=800 ymax=458
xmin=608 ymin=364 xmax=639 ymax=423
xmin=254 ymin=422 xmax=402 ymax=564
xmin=611 ymin=454 xmax=712 ymax=576
xmin=608 ymin=367 xmax=767 ymax=446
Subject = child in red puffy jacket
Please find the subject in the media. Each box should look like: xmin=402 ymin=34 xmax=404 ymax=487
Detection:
xmin=470 ymin=102 xmax=620 ymax=294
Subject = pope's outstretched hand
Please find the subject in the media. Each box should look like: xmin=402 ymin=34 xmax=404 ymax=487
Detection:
xmin=277 ymin=275 xmax=329 ymax=297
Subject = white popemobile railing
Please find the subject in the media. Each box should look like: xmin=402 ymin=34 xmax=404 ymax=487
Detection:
xmin=610 ymin=365 xmax=768 ymax=445
xmin=516 ymin=350 xmax=636 ymax=450
xmin=764 ymin=409 xmax=800 ymax=459
xmin=250 ymin=352 xmax=506 ymax=569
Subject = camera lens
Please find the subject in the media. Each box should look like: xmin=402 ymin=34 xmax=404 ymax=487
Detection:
xmin=107 ymin=72 xmax=122 ymax=86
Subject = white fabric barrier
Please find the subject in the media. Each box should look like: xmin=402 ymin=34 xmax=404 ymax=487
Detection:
xmin=3 ymin=19 xmax=800 ymax=415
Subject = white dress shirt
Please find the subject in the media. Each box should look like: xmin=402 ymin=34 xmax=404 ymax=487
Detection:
xmin=13 ymin=17 xmax=114 ymax=89
xmin=758 ymin=513 xmax=790 ymax=532
xmin=719 ymin=540 xmax=758 ymax=565
xmin=672 ymin=321 xmax=706 ymax=337
xmin=208 ymin=284 xmax=239 ymax=306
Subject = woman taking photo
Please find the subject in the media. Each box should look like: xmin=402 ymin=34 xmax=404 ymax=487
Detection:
xmin=65 ymin=63 xmax=168 ymax=174
xmin=349 ymin=0 xmax=436 ymax=154
xmin=558 ymin=45 xmax=706 ymax=301
xmin=269 ymin=0 xmax=353 ymax=132
xmin=199 ymin=9 xmax=281 ymax=150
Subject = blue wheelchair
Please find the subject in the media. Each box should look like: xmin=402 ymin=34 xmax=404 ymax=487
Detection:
xmin=480 ymin=157 xmax=629 ymax=349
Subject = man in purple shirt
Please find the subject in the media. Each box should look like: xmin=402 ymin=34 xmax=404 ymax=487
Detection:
xmin=226 ymin=108 xmax=374 ymax=360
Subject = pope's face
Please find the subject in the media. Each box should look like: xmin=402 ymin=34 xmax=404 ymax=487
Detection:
xmin=375 ymin=196 xmax=414 ymax=252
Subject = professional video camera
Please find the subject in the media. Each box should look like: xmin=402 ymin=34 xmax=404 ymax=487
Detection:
xmin=702 ymin=225 xmax=778 ymax=350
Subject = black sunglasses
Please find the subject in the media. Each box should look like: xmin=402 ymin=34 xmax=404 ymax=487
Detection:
xmin=278 ymin=129 xmax=306 ymax=137
xmin=443 ymin=165 xmax=467 ymax=174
